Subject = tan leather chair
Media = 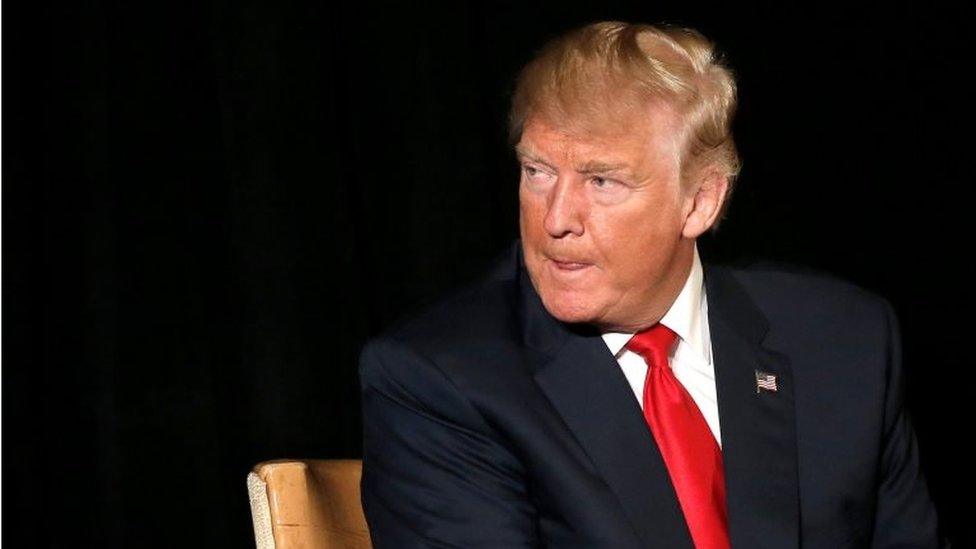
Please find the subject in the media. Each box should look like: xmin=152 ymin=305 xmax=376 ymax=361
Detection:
xmin=247 ymin=459 xmax=372 ymax=549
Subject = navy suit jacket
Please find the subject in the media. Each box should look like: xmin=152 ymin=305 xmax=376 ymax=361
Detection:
xmin=359 ymin=240 xmax=946 ymax=548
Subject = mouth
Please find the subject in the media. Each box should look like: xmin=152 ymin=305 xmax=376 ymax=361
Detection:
xmin=548 ymin=257 xmax=593 ymax=272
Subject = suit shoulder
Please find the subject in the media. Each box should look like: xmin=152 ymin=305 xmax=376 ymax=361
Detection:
xmin=362 ymin=242 xmax=525 ymax=366
xmin=718 ymin=259 xmax=892 ymax=322
xmin=389 ymin=276 xmax=520 ymax=350
xmin=358 ymin=242 xmax=528 ymax=395
xmin=357 ymin=274 xmax=528 ymax=414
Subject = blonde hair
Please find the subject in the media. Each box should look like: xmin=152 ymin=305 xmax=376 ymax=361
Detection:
xmin=509 ymin=21 xmax=741 ymax=228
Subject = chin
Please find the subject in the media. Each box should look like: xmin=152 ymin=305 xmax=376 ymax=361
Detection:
xmin=538 ymin=290 xmax=600 ymax=325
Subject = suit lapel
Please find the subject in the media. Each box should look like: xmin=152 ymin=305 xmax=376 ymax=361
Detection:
xmin=704 ymin=262 xmax=800 ymax=549
xmin=514 ymin=241 xmax=799 ymax=549
xmin=532 ymin=327 xmax=694 ymax=547
xmin=518 ymin=251 xmax=694 ymax=548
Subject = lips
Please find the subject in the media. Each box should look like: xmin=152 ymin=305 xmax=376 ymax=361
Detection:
xmin=553 ymin=261 xmax=589 ymax=269
xmin=549 ymin=257 xmax=593 ymax=271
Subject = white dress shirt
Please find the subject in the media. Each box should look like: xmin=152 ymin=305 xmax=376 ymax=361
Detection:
xmin=600 ymin=244 xmax=722 ymax=448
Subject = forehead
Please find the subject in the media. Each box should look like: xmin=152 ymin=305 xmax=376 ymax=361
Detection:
xmin=517 ymin=101 xmax=686 ymax=173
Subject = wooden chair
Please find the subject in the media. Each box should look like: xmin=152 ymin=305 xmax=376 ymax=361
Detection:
xmin=247 ymin=459 xmax=372 ymax=549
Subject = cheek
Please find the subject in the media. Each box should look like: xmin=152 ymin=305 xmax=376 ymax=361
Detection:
xmin=588 ymin=206 xmax=650 ymax=252
xmin=589 ymin=206 xmax=674 ymax=279
xmin=518 ymin=188 xmax=546 ymax=235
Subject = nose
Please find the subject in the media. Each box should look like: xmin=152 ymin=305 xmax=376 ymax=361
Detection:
xmin=543 ymin=177 xmax=586 ymax=238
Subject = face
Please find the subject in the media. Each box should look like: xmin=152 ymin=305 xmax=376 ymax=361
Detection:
xmin=517 ymin=103 xmax=703 ymax=332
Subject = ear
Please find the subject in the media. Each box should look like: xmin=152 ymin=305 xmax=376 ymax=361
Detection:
xmin=681 ymin=168 xmax=729 ymax=238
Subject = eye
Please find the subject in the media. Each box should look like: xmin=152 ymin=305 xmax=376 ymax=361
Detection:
xmin=520 ymin=163 xmax=556 ymax=194
xmin=588 ymin=176 xmax=631 ymax=205
xmin=522 ymin=164 xmax=553 ymax=181
xmin=591 ymin=176 xmax=617 ymax=190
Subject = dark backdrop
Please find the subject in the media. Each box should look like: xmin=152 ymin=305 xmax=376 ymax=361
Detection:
xmin=4 ymin=1 xmax=971 ymax=546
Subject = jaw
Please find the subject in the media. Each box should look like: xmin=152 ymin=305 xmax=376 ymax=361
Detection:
xmin=528 ymin=240 xmax=696 ymax=331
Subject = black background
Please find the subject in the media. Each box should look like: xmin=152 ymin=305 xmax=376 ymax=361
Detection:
xmin=4 ymin=1 xmax=971 ymax=546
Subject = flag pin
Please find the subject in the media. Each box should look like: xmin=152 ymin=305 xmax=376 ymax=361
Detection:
xmin=755 ymin=370 xmax=778 ymax=393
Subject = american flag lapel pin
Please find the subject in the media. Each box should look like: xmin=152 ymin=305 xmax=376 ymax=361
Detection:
xmin=755 ymin=370 xmax=778 ymax=393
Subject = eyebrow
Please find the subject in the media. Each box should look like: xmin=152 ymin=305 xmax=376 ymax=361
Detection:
xmin=514 ymin=146 xmax=555 ymax=169
xmin=576 ymin=160 xmax=629 ymax=175
xmin=515 ymin=146 xmax=631 ymax=176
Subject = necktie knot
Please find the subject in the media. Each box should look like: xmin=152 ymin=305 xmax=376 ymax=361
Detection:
xmin=625 ymin=323 xmax=678 ymax=369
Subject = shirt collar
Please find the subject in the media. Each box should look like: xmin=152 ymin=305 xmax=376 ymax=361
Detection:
xmin=601 ymin=243 xmax=708 ymax=361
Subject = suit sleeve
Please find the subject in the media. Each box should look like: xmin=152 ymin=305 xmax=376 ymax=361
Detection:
xmin=871 ymin=299 xmax=949 ymax=548
xmin=358 ymin=336 xmax=539 ymax=548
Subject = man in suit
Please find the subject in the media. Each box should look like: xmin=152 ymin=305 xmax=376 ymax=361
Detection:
xmin=358 ymin=21 xmax=946 ymax=548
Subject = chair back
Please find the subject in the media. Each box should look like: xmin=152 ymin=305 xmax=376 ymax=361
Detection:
xmin=247 ymin=459 xmax=371 ymax=549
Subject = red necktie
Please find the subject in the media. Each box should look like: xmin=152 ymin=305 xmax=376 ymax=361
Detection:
xmin=626 ymin=323 xmax=730 ymax=549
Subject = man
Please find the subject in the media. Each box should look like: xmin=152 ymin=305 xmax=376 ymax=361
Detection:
xmin=358 ymin=21 xmax=946 ymax=548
